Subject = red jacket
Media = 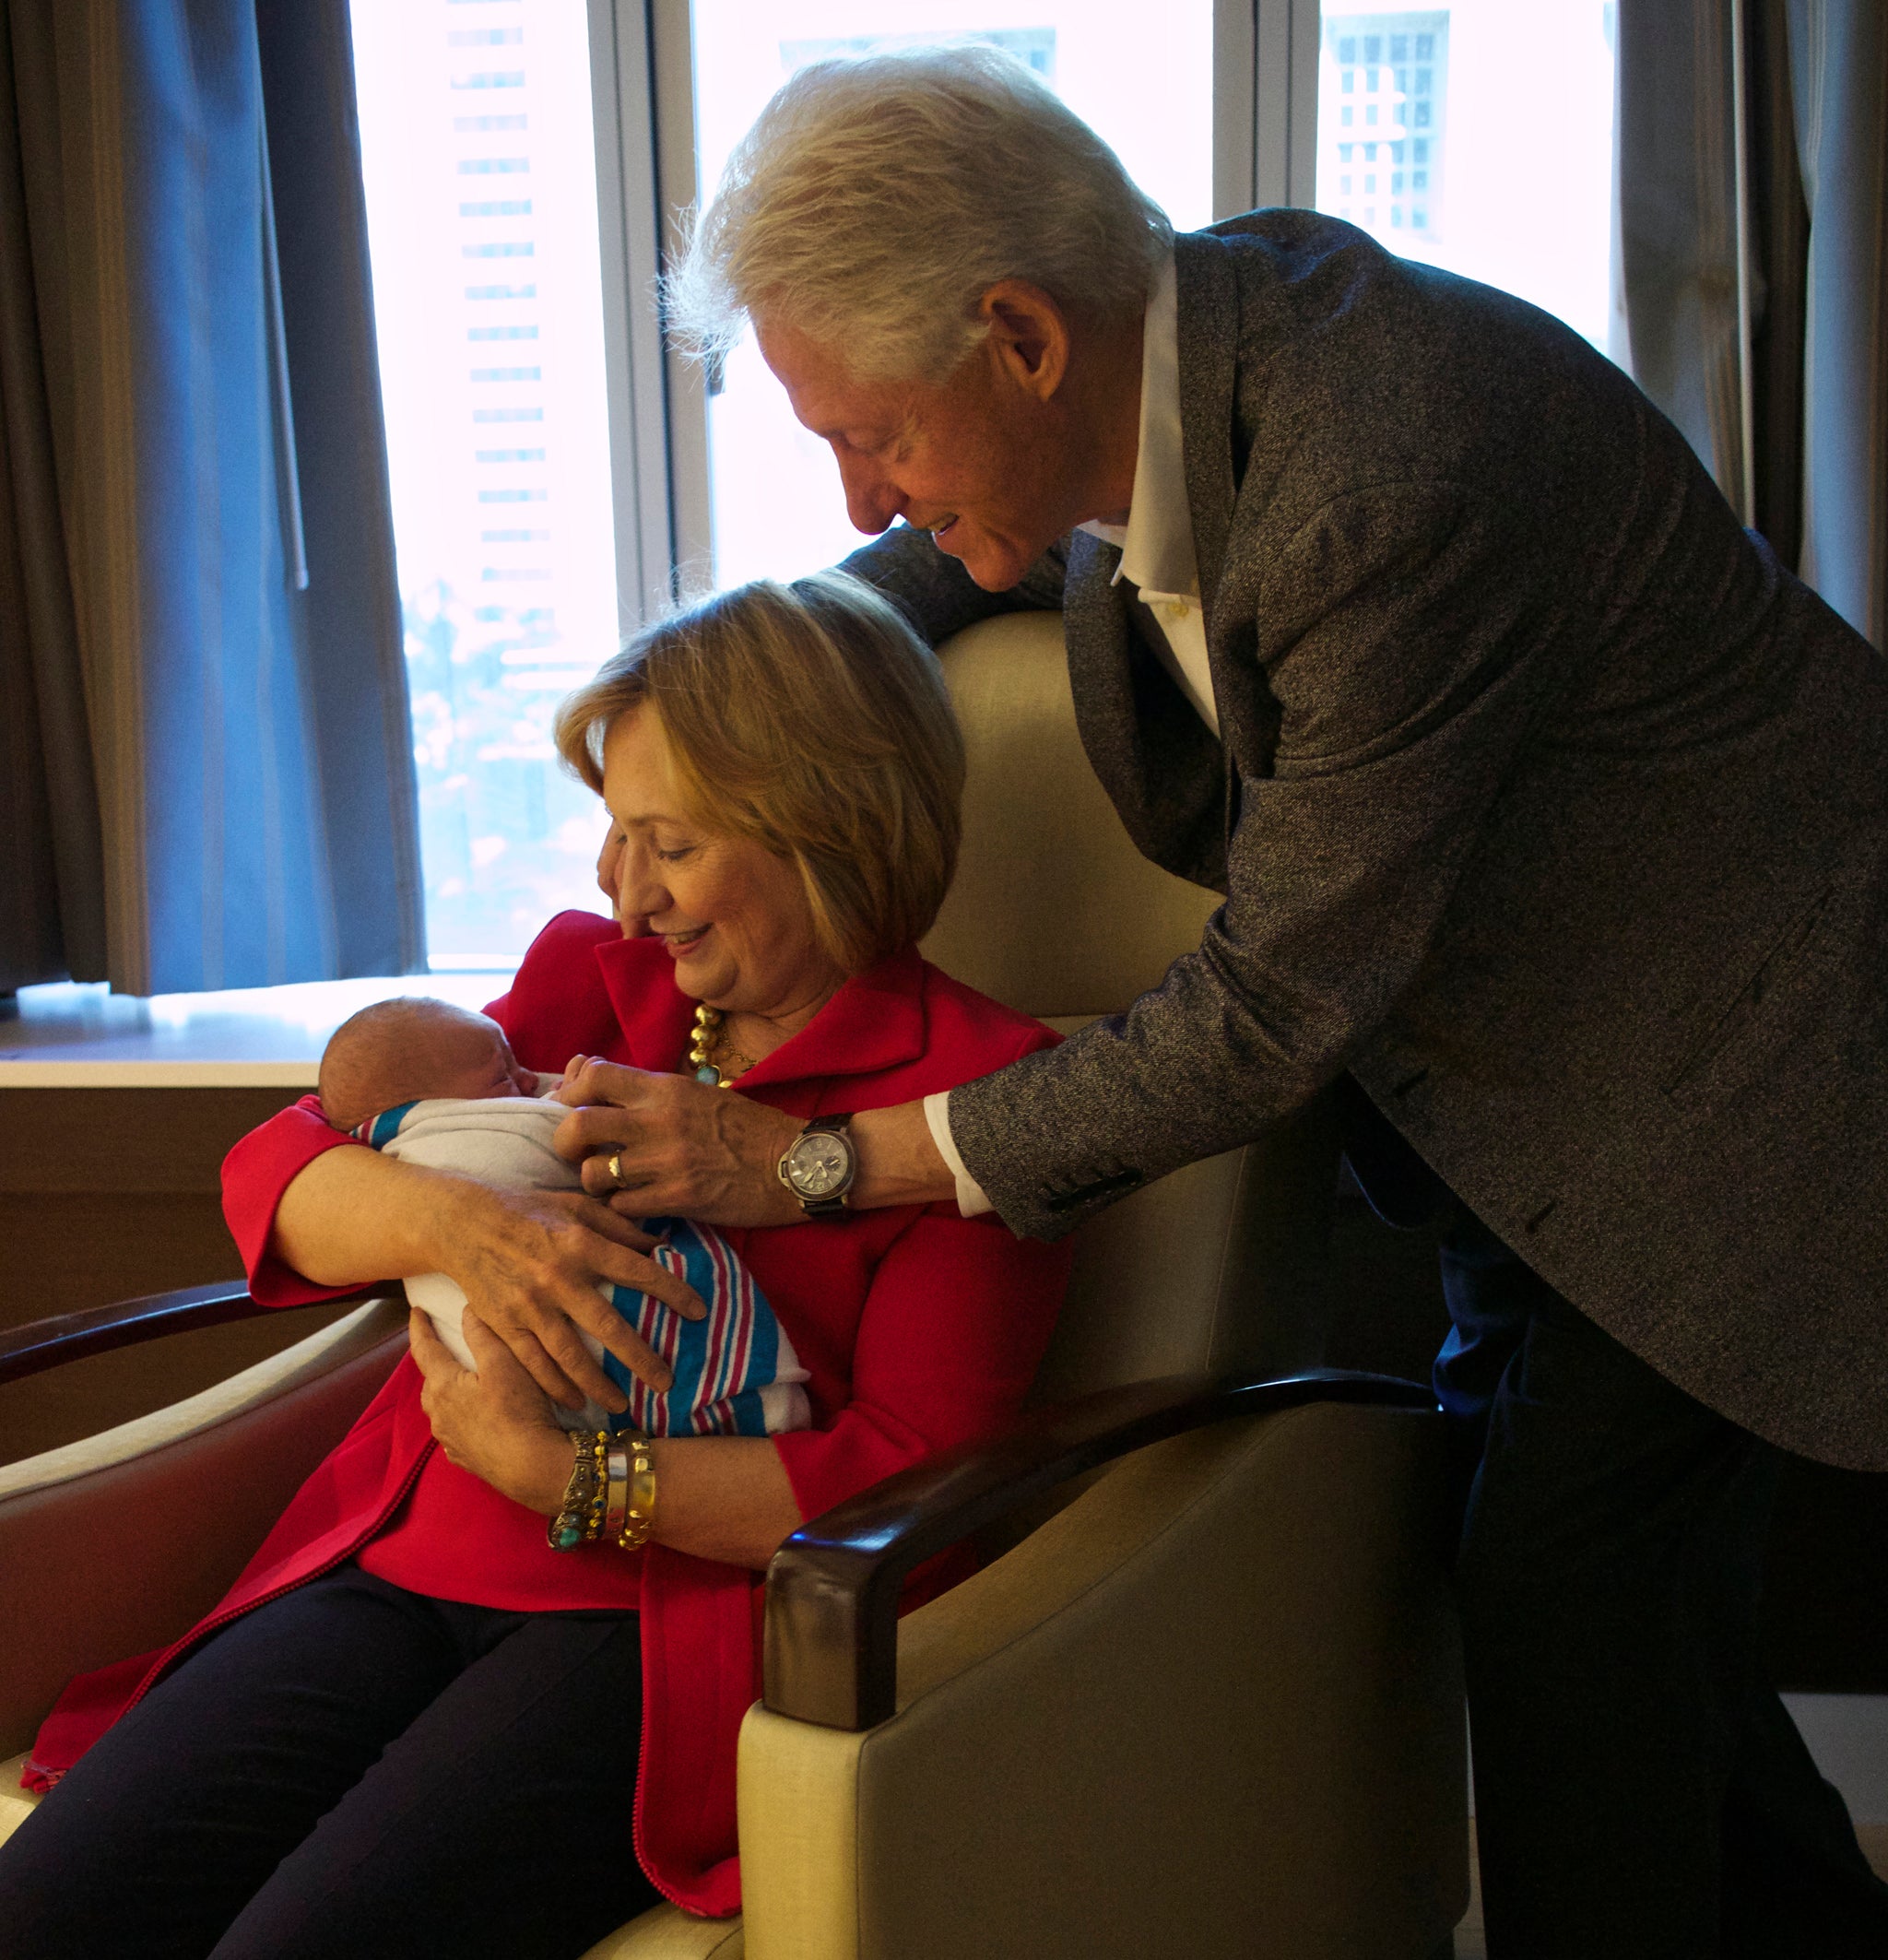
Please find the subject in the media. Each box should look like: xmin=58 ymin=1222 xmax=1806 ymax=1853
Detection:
xmin=27 ymin=914 xmax=1072 ymax=1917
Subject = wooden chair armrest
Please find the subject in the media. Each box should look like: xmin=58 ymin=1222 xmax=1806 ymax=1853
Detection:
xmin=0 ymin=1282 xmax=384 ymax=1387
xmin=762 ymin=1367 xmax=1437 ymax=1732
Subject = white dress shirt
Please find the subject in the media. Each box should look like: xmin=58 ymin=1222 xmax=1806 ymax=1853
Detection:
xmin=924 ymin=250 xmax=1215 ymax=1218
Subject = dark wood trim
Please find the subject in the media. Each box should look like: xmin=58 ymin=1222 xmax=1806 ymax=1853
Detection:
xmin=0 ymin=1281 xmax=382 ymax=1387
xmin=762 ymin=1368 xmax=1437 ymax=1733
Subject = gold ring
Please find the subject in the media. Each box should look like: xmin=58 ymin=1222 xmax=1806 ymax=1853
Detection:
xmin=608 ymin=1151 xmax=626 ymax=1189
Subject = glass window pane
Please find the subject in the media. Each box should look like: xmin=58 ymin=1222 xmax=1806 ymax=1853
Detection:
xmin=1316 ymin=4 xmax=1619 ymax=354
xmin=689 ymin=1 xmax=1216 ymax=589
xmin=351 ymin=0 xmax=619 ymax=966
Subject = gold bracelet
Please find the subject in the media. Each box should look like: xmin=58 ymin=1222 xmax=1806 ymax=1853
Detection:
xmin=547 ymin=1429 xmax=611 ymax=1552
xmin=603 ymin=1440 xmax=630 ymax=1541
xmin=619 ymin=1434 xmax=657 ymax=1551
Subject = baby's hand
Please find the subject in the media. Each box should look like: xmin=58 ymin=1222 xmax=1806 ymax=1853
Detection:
xmin=549 ymin=1057 xmax=594 ymax=1106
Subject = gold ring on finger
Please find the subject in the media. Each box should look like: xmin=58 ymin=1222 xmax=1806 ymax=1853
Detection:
xmin=608 ymin=1151 xmax=627 ymax=1189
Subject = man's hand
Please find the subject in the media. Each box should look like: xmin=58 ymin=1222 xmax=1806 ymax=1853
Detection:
xmin=553 ymin=1057 xmax=806 ymax=1227
xmin=433 ymin=1179 xmax=705 ymax=1410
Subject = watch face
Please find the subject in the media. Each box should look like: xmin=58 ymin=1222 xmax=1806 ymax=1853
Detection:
xmin=788 ymin=1131 xmax=852 ymax=1197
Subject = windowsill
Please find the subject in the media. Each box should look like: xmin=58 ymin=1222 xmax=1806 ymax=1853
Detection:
xmin=0 ymin=974 xmax=517 ymax=1088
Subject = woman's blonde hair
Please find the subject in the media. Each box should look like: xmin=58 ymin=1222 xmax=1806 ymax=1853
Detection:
xmin=554 ymin=573 xmax=964 ymax=974
xmin=665 ymin=43 xmax=1171 ymax=384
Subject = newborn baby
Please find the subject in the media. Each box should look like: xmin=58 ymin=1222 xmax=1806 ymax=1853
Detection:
xmin=317 ymin=997 xmax=810 ymax=1437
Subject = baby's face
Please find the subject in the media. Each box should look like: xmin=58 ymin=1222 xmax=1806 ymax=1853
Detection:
xmin=433 ymin=1027 xmax=541 ymax=1103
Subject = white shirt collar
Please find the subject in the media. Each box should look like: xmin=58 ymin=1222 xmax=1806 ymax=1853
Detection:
xmin=1077 ymin=251 xmax=1198 ymax=602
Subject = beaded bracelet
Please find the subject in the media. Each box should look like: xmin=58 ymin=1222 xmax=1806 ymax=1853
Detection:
xmin=547 ymin=1428 xmax=611 ymax=1552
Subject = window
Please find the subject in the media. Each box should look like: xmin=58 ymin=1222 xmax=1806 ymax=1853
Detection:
xmin=351 ymin=1 xmax=1622 ymax=964
xmin=687 ymin=2 xmax=1216 ymax=591
xmin=1316 ymin=5 xmax=1618 ymax=352
xmin=353 ymin=0 xmax=1226 ymax=961
xmin=353 ymin=0 xmax=621 ymax=964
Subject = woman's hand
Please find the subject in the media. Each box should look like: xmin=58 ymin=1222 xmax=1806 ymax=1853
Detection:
xmin=435 ymin=1178 xmax=707 ymax=1411
xmin=553 ymin=1057 xmax=807 ymax=1227
xmin=409 ymin=1307 xmax=572 ymax=1514
xmin=413 ymin=1307 xmax=805 ymax=1564
xmin=270 ymin=1148 xmax=706 ymax=1413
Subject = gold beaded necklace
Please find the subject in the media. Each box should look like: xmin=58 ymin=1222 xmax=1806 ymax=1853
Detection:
xmin=687 ymin=1003 xmax=756 ymax=1087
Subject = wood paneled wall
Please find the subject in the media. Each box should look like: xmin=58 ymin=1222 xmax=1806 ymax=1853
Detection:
xmin=0 ymin=1088 xmax=361 ymax=1465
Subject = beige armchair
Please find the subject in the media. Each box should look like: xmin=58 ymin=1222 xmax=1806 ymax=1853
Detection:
xmin=0 ymin=611 xmax=1468 ymax=1959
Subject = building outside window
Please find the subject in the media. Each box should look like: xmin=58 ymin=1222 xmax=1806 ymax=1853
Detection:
xmin=352 ymin=0 xmax=620 ymax=966
xmin=1316 ymin=4 xmax=1618 ymax=355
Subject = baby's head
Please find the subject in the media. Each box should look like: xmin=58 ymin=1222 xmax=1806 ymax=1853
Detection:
xmin=317 ymin=998 xmax=537 ymax=1132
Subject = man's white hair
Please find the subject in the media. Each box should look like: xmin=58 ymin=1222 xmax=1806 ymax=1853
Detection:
xmin=666 ymin=44 xmax=1173 ymax=384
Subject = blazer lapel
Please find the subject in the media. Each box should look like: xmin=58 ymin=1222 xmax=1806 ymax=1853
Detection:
xmin=1174 ymin=226 xmax=1273 ymax=821
xmin=591 ymin=938 xmax=927 ymax=1114
xmin=594 ymin=937 xmax=699 ymax=1071
xmin=1174 ymin=230 xmax=1239 ymax=632
xmin=736 ymin=945 xmax=926 ymax=1101
xmin=1063 ymin=529 xmax=1229 ymax=888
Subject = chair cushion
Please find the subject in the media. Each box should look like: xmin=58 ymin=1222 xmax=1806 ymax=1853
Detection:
xmin=0 ymin=1302 xmax=408 ymax=1758
xmin=738 ymin=1404 xmax=1467 ymax=1960
xmin=920 ymin=610 xmax=1216 ymax=1021
xmin=0 ymin=1752 xmax=36 ymax=1848
xmin=579 ymin=1902 xmax=744 ymax=1957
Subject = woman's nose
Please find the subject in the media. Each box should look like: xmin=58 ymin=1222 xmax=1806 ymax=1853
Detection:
xmin=617 ymin=856 xmax=669 ymax=928
xmin=595 ymin=827 xmax=624 ymax=905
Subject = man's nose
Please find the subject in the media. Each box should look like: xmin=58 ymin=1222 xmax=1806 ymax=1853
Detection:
xmin=836 ymin=451 xmax=900 ymax=536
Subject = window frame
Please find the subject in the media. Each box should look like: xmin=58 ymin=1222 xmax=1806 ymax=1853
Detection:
xmin=586 ymin=0 xmax=1322 ymax=603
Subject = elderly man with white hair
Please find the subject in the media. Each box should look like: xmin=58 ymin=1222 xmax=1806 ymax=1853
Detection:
xmin=564 ymin=46 xmax=1888 ymax=1959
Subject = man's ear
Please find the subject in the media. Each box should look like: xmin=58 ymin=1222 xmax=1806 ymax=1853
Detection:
xmin=978 ymin=279 xmax=1072 ymax=402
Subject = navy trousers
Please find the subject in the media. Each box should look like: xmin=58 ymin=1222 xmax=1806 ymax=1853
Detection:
xmin=0 ymin=1565 xmax=661 ymax=1959
xmin=1436 ymin=1203 xmax=1888 ymax=1958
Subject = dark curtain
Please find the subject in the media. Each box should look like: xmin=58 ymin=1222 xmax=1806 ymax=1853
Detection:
xmin=1619 ymin=0 xmax=1887 ymax=652
xmin=1617 ymin=0 xmax=1748 ymax=510
xmin=0 ymin=0 xmax=422 ymax=997
xmin=1786 ymin=0 xmax=1887 ymax=652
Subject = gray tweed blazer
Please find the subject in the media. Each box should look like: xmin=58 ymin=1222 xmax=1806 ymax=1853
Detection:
xmin=843 ymin=211 xmax=1888 ymax=1470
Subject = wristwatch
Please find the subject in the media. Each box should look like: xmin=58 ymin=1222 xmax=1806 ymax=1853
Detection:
xmin=777 ymin=1114 xmax=856 ymax=1217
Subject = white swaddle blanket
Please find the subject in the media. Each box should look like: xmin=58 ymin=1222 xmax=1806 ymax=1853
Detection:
xmin=360 ymin=1095 xmax=811 ymax=1436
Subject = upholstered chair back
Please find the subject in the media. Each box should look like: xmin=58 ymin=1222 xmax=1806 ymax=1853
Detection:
xmin=919 ymin=611 xmax=1336 ymax=1400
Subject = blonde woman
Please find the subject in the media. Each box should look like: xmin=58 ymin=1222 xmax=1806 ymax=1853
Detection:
xmin=2 ymin=573 xmax=1072 ymax=1957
